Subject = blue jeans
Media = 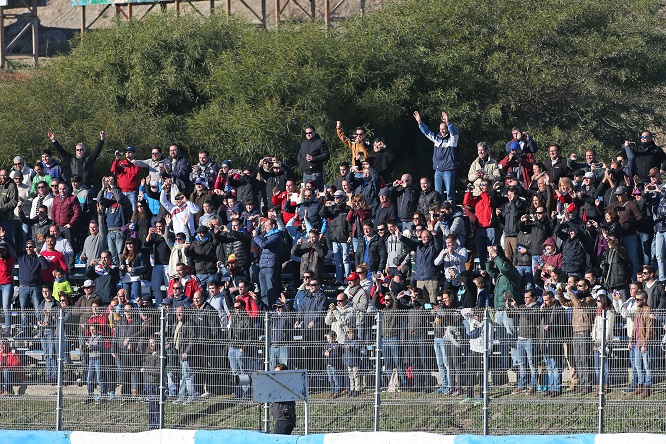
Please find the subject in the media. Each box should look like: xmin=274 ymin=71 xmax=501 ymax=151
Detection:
xmin=655 ymin=231 xmax=666 ymax=280
xmin=150 ymin=265 xmax=169 ymax=305
xmin=632 ymin=345 xmax=652 ymax=386
xmin=107 ymin=230 xmax=125 ymax=267
xmin=228 ymin=346 xmax=245 ymax=376
xmin=41 ymin=329 xmax=56 ymax=380
xmin=638 ymin=231 xmax=652 ymax=266
xmin=332 ymin=242 xmax=351 ymax=283
xmin=516 ymin=338 xmax=536 ymax=388
xmin=196 ymin=273 xmax=214 ymax=297
xmin=543 ymin=341 xmax=561 ymax=393
xmin=326 ymin=364 xmax=340 ymax=393
xmin=303 ymin=172 xmax=324 ymax=193
xmin=258 ymin=267 xmax=279 ymax=307
xmin=123 ymin=191 xmax=138 ymax=212
xmin=434 ymin=169 xmax=455 ymax=205
xmin=382 ymin=336 xmax=406 ymax=384
xmin=0 ymin=283 xmax=13 ymax=330
xmin=516 ymin=265 xmax=534 ymax=290
xmin=621 ymin=233 xmax=640 ymax=279
xmin=178 ymin=360 xmax=196 ymax=400
xmin=494 ymin=310 xmax=517 ymax=369
xmin=433 ymin=337 xmax=450 ymax=389
xmin=122 ymin=281 xmax=142 ymax=302
xmin=87 ymin=357 xmax=106 ymax=395
xmin=19 ymin=285 xmax=41 ymax=328
xmin=270 ymin=346 xmax=289 ymax=369
xmin=476 ymin=227 xmax=496 ymax=266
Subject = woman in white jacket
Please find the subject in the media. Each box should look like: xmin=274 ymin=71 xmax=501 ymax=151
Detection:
xmin=592 ymin=292 xmax=615 ymax=391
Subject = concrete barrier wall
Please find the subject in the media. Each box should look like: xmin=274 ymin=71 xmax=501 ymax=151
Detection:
xmin=2 ymin=430 xmax=666 ymax=444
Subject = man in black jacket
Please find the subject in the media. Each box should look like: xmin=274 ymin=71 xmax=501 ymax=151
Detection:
xmin=389 ymin=174 xmax=419 ymax=231
xmin=48 ymin=130 xmax=105 ymax=190
xmin=321 ymin=191 xmax=351 ymax=284
xmin=354 ymin=220 xmax=387 ymax=274
xmin=298 ymin=125 xmax=330 ymax=192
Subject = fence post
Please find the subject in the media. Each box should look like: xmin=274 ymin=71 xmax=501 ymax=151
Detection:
xmin=159 ymin=306 xmax=167 ymax=429
xmin=55 ymin=307 xmax=65 ymax=431
xmin=263 ymin=311 xmax=271 ymax=433
xmin=373 ymin=311 xmax=382 ymax=432
xmin=598 ymin=308 xmax=607 ymax=434
xmin=482 ymin=308 xmax=489 ymax=436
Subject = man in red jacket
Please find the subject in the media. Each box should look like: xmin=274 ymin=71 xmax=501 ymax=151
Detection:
xmin=463 ymin=179 xmax=496 ymax=265
xmin=50 ymin=182 xmax=81 ymax=244
xmin=111 ymin=146 xmax=143 ymax=212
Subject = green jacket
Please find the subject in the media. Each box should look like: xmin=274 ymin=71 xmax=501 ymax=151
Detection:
xmin=486 ymin=256 xmax=521 ymax=310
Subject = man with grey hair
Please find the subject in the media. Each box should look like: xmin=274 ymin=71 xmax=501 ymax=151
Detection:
xmin=9 ymin=156 xmax=34 ymax=186
xmin=467 ymin=142 xmax=501 ymax=195
xmin=49 ymin=130 xmax=105 ymax=190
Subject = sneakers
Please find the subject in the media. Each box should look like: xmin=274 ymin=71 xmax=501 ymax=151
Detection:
xmin=183 ymin=399 xmax=192 ymax=406
xmin=434 ymin=386 xmax=446 ymax=394
xmin=511 ymin=388 xmax=525 ymax=395
xmin=200 ymin=392 xmax=211 ymax=399
xmin=173 ymin=398 xmax=184 ymax=405
xmin=108 ymin=391 xmax=115 ymax=401
xmin=82 ymin=397 xmax=93 ymax=405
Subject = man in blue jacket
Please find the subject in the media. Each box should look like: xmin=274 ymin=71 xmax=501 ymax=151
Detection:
xmin=400 ymin=228 xmax=443 ymax=304
xmin=252 ymin=218 xmax=285 ymax=307
xmin=414 ymin=110 xmax=459 ymax=205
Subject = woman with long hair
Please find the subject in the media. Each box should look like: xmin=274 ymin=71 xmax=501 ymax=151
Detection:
xmin=119 ymin=238 xmax=146 ymax=303
xmin=131 ymin=201 xmax=153 ymax=251
xmin=592 ymin=294 xmax=615 ymax=392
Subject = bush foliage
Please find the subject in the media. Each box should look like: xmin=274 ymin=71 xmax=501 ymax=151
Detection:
xmin=0 ymin=0 xmax=665 ymax=182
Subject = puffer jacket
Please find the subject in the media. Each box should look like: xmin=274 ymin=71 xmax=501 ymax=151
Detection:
xmin=372 ymin=292 xmax=402 ymax=338
xmin=320 ymin=203 xmax=351 ymax=243
xmin=217 ymin=230 xmax=252 ymax=269
xmin=400 ymin=234 xmax=442 ymax=281
xmin=253 ymin=229 xmax=285 ymax=269
xmin=185 ymin=232 xmax=219 ymax=274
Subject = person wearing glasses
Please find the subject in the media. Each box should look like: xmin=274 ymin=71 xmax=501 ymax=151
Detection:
xmin=623 ymin=131 xmax=666 ymax=182
xmin=48 ymin=130 xmax=105 ymax=191
xmin=9 ymin=156 xmax=34 ymax=187
xmin=189 ymin=150 xmax=219 ymax=189
xmin=336 ymin=121 xmax=370 ymax=171
xmin=11 ymin=235 xmax=49 ymax=330
xmin=298 ymin=125 xmax=330 ymax=192
xmin=160 ymin=191 xmax=199 ymax=239
xmin=136 ymin=146 xmax=165 ymax=188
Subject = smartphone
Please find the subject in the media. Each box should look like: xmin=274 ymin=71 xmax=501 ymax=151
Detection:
xmin=424 ymin=303 xmax=432 ymax=310
xmin=597 ymin=196 xmax=603 ymax=202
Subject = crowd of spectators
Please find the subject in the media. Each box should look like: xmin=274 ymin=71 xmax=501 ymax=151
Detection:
xmin=0 ymin=117 xmax=664 ymax=406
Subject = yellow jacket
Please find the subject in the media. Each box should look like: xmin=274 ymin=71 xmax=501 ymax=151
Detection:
xmin=336 ymin=127 xmax=369 ymax=166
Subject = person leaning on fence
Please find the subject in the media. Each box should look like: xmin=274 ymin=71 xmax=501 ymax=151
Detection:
xmin=460 ymin=307 xmax=492 ymax=405
xmin=323 ymin=331 xmax=342 ymax=398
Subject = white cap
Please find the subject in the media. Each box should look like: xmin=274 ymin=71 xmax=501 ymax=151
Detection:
xmin=82 ymin=279 xmax=95 ymax=288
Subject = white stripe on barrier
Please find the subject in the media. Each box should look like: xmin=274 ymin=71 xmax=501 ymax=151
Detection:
xmin=596 ymin=435 xmax=666 ymax=444
xmin=70 ymin=429 xmax=195 ymax=444
xmin=325 ymin=432 xmax=456 ymax=444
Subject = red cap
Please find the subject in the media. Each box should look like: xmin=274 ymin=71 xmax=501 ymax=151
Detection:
xmin=346 ymin=272 xmax=360 ymax=281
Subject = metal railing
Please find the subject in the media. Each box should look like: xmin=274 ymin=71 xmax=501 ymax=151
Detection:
xmin=0 ymin=305 xmax=663 ymax=434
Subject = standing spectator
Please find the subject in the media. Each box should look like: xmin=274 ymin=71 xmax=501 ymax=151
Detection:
xmin=413 ymin=111 xmax=459 ymax=204
xmin=0 ymin=234 xmax=15 ymax=334
xmin=163 ymin=144 xmax=192 ymax=195
xmin=628 ymin=291 xmax=654 ymax=398
xmin=50 ymin=182 xmax=81 ymax=244
xmin=389 ymin=174 xmax=419 ymax=231
xmin=324 ymin=293 xmax=354 ymax=346
xmin=111 ymin=146 xmax=143 ymax=211
xmin=298 ymin=125 xmax=330 ymax=192
xmin=606 ymin=185 xmax=643 ymax=278
xmin=624 ymin=131 xmax=666 ymax=182
xmin=346 ymin=194 xmax=372 ymax=253
xmin=508 ymin=290 xmax=540 ymax=395
xmin=355 ymin=220 xmax=387 ymax=275
xmin=29 ymin=180 xmax=54 ymax=219
xmin=85 ymin=252 xmax=120 ymax=304
xmin=499 ymin=144 xmax=534 ymax=190
xmin=505 ymin=126 xmax=538 ymax=154
xmin=372 ymin=289 xmax=406 ymax=389
xmin=496 ymin=186 xmax=526 ymax=263
xmin=12 ymin=171 xmax=31 ymax=248
xmin=185 ymin=225 xmax=220 ymax=294
xmin=136 ymin=146 xmax=166 ymax=187
xmin=468 ymin=142 xmax=502 ymax=195
xmin=82 ymin=324 xmax=106 ymax=404
xmin=375 ymin=187 xmax=397 ymax=227
xmin=160 ymin=191 xmax=200 ymax=239
xmin=368 ymin=138 xmax=394 ymax=182
xmin=321 ymin=190 xmax=351 ymax=284
xmin=336 ymin=121 xmax=370 ymax=171
xmin=253 ymin=218 xmax=286 ymax=307
xmin=543 ymin=144 xmax=571 ymax=185
xmin=346 ymin=164 xmax=381 ymax=216
xmin=434 ymin=235 xmax=467 ymax=275
xmin=39 ymin=235 xmax=67 ymax=285
xmin=80 ymin=208 xmax=108 ymax=267
xmin=189 ymin=150 xmax=218 ymax=189
xmin=97 ymin=177 xmax=131 ymax=266
xmin=291 ymin=228 xmax=326 ymax=280
xmin=145 ymin=219 xmax=172 ymax=305
xmin=342 ymin=329 xmax=362 ymax=397
xmin=400 ymin=228 xmax=442 ymax=303
xmin=0 ymin=170 xmax=18 ymax=244
xmin=540 ymin=291 xmax=567 ymax=397
xmin=13 ymin=239 xmax=49 ymax=329
xmin=30 ymin=163 xmax=52 ymax=197
xmin=48 ymin=131 xmax=105 ymax=190
xmin=18 ymin=200 xmax=53 ymax=251
xmin=118 ymin=238 xmax=146 ymax=302
xmin=40 ymin=149 xmax=68 ymax=183
xmin=271 ymin=363 xmax=297 ymax=434
xmin=258 ymin=160 xmax=289 ymax=210
xmin=417 ymin=177 xmax=441 ymax=216
xmin=591 ymin=294 xmax=614 ymax=392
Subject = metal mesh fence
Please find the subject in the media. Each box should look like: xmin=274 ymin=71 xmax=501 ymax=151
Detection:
xmin=0 ymin=304 xmax=663 ymax=434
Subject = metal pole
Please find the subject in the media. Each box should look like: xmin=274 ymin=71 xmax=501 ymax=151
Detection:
xmin=55 ymin=308 xmax=65 ymax=431
xmin=373 ymin=311 xmax=382 ymax=432
xmin=158 ymin=307 xmax=167 ymax=429
xmin=598 ymin=308 xmax=607 ymax=434
xmin=482 ymin=309 xmax=490 ymax=436
xmin=263 ymin=311 xmax=271 ymax=433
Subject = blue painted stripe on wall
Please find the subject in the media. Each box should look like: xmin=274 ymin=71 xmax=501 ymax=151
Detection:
xmin=0 ymin=431 xmax=72 ymax=444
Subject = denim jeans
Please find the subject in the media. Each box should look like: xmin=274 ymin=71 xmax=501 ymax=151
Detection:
xmin=494 ymin=310 xmax=517 ymax=369
xmin=326 ymin=364 xmax=340 ymax=393
xmin=228 ymin=346 xmax=245 ymax=376
xmin=516 ymin=337 xmax=536 ymax=388
xmin=332 ymin=242 xmax=351 ymax=283
xmin=87 ymin=357 xmax=106 ymax=395
xmin=196 ymin=273 xmax=214 ymax=297
xmin=543 ymin=341 xmax=561 ymax=393
xmin=433 ymin=337 xmax=450 ymax=389
xmin=150 ymin=265 xmax=169 ymax=305
xmin=259 ymin=267 xmax=279 ymax=307
xmin=621 ymin=233 xmax=640 ymax=279
xmin=19 ymin=285 xmax=41 ymax=328
xmin=637 ymin=231 xmax=652 ymax=266
xmin=476 ymin=227 xmax=496 ymax=266
xmin=303 ymin=172 xmax=324 ymax=193
xmin=0 ymin=283 xmax=13 ymax=330
xmin=178 ymin=360 xmax=196 ymax=400
xmin=632 ymin=345 xmax=652 ymax=386
xmin=107 ymin=230 xmax=125 ymax=267
xmin=123 ymin=191 xmax=138 ymax=212
xmin=434 ymin=169 xmax=455 ymax=205
xmin=41 ymin=329 xmax=56 ymax=380
xmin=122 ymin=281 xmax=142 ymax=302
xmin=270 ymin=346 xmax=289 ymax=369
xmin=516 ymin=265 xmax=534 ymax=290
xmin=382 ymin=336 xmax=406 ymax=384
xmin=655 ymin=231 xmax=666 ymax=280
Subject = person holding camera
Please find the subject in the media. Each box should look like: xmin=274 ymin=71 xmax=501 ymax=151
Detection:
xmin=111 ymin=146 xmax=143 ymax=212
xmin=499 ymin=142 xmax=535 ymax=191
